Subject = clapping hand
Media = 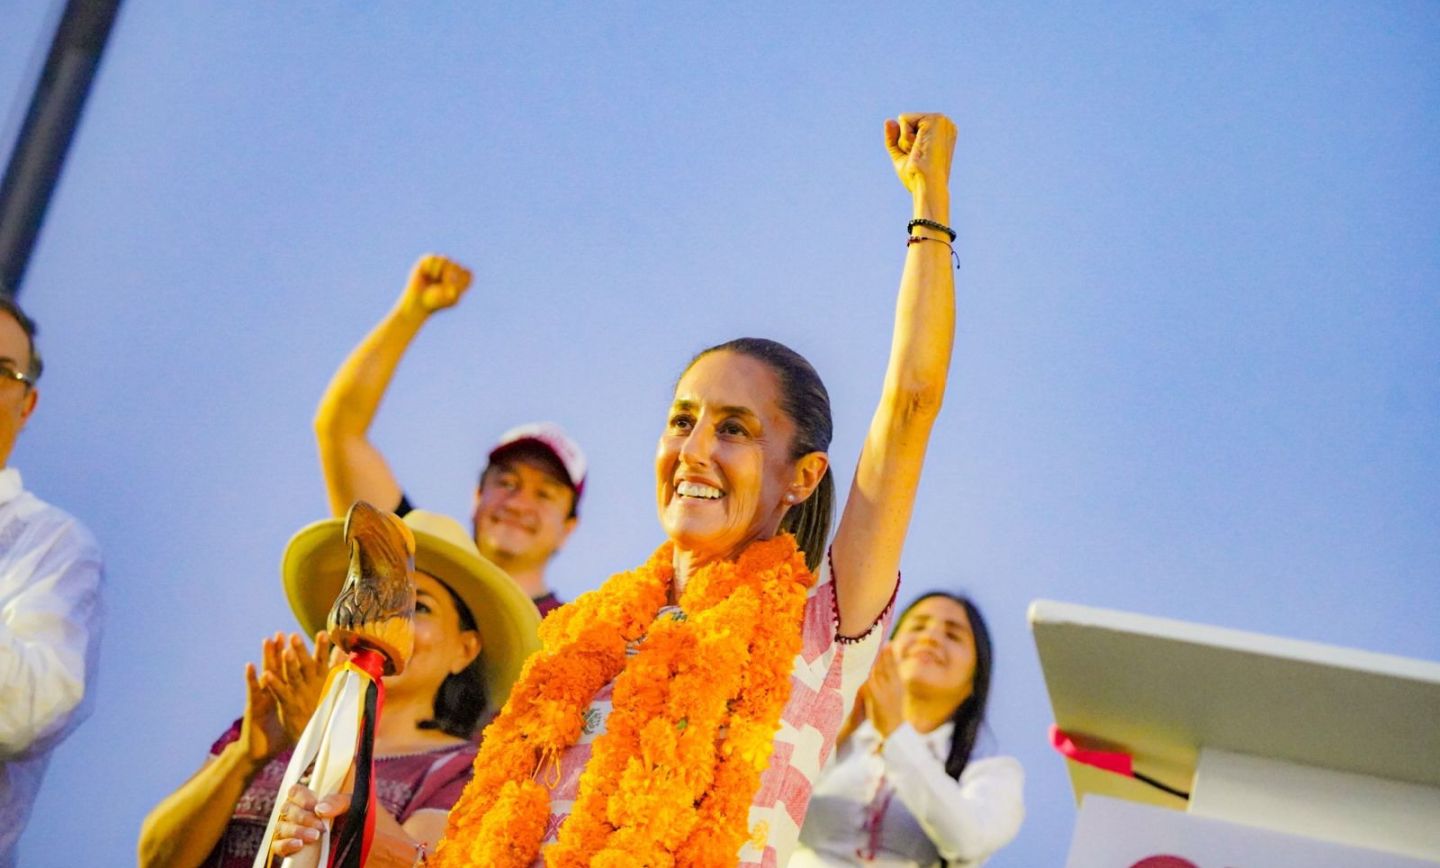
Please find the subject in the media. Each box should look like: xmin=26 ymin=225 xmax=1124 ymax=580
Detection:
xmin=258 ymin=631 xmax=335 ymax=745
xmin=239 ymin=660 xmax=287 ymax=765
xmin=859 ymin=643 xmax=906 ymax=738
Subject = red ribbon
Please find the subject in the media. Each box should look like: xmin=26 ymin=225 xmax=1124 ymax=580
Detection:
xmin=345 ymin=647 xmax=389 ymax=868
xmin=1049 ymin=724 xmax=1134 ymax=777
xmin=348 ymin=646 xmax=387 ymax=681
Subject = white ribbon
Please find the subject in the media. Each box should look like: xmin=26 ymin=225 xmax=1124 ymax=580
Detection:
xmin=252 ymin=665 xmax=367 ymax=868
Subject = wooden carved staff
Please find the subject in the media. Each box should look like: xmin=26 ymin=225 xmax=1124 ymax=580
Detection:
xmin=254 ymin=501 xmax=417 ymax=868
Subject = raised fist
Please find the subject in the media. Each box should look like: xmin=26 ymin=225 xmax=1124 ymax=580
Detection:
xmin=884 ymin=113 xmax=957 ymax=196
xmin=402 ymin=253 xmax=472 ymax=314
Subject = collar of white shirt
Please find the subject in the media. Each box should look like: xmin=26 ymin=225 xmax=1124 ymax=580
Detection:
xmin=0 ymin=467 xmax=21 ymax=509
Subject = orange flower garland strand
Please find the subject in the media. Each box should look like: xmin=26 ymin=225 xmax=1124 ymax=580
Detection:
xmin=430 ymin=535 xmax=814 ymax=868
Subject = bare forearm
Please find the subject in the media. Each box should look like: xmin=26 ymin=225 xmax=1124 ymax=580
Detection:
xmin=358 ymin=807 xmax=432 ymax=867
xmin=882 ymin=185 xmax=955 ymax=416
xmin=138 ymin=744 xmax=263 ymax=868
xmin=314 ymin=303 xmax=427 ymax=440
xmin=313 ymin=303 xmax=426 ymax=514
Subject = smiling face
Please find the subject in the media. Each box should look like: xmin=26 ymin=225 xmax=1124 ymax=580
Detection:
xmin=656 ymin=351 xmax=817 ymax=565
xmin=382 ymin=571 xmax=480 ymax=702
xmin=891 ymin=595 xmax=978 ymax=705
xmin=471 ymin=450 xmax=577 ymax=572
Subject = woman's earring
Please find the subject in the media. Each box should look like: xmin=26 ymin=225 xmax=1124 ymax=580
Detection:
xmin=785 ymin=493 xmax=796 ymax=504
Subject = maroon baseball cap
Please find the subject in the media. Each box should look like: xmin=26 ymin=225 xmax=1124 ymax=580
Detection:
xmin=487 ymin=422 xmax=587 ymax=498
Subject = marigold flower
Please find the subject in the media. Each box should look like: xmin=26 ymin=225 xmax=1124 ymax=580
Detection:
xmin=436 ymin=536 xmax=814 ymax=866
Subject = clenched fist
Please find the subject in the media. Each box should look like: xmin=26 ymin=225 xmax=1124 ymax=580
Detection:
xmin=884 ymin=113 xmax=957 ymax=197
xmin=402 ymin=253 xmax=472 ymax=315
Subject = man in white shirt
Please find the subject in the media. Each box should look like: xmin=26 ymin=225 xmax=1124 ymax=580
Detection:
xmin=0 ymin=297 xmax=103 ymax=867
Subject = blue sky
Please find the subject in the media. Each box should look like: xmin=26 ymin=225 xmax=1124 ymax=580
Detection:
xmin=3 ymin=2 xmax=1438 ymax=864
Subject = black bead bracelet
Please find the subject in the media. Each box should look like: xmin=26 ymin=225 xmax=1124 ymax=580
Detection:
xmin=907 ymin=218 xmax=957 ymax=242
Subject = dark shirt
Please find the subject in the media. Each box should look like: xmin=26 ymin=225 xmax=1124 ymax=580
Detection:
xmin=533 ymin=591 xmax=564 ymax=617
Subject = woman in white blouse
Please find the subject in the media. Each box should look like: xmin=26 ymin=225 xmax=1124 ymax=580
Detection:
xmin=792 ymin=592 xmax=1024 ymax=867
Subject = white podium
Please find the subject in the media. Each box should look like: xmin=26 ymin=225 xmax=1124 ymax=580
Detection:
xmin=1030 ymin=600 xmax=1440 ymax=865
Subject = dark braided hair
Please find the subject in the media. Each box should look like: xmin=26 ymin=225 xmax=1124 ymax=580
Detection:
xmin=894 ymin=592 xmax=995 ymax=780
xmin=682 ymin=338 xmax=834 ymax=572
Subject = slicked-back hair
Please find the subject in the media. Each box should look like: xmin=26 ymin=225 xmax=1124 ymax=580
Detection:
xmin=0 ymin=297 xmax=42 ymax=384
xmin=682 ymin=338 xmax=834 ymax=572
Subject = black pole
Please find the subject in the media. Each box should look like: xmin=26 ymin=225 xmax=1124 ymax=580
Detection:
xmin=0 ymin=0 xmax=123 ymax=300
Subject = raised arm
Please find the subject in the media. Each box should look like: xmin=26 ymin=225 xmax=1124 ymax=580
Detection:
xmin=831 ymin=113 xmax=957 ymax=636
xmin=314 ymin=254 xmax=472 ymax=516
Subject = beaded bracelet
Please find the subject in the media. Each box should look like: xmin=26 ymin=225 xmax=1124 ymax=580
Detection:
xmin=907 ymin=235 xmax=961 ymax=270
xmin=907 ymin=218 xmax=956 ymax=242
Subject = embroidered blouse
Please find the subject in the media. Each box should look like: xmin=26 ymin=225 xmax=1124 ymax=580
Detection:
xmin=200 ymin=721 xmax=476 ymax=868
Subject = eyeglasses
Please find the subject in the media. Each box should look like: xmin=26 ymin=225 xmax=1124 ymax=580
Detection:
xmin=0 ymin=364 xmax=33 ymax=388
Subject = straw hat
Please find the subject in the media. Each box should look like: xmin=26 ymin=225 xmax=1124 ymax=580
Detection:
xmin=281 ymin=508 xmax=541 ymax=711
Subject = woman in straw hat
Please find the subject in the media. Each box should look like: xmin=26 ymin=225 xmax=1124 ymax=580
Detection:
xmin=272 ymin=111 xmax=958 ymax=867
xmin=138 ymin=509 xmax=540 ymax=868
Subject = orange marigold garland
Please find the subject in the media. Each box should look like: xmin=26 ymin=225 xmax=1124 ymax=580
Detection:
xmin=430 ymin=535 xmax=814 ymax=868
xmin=680 ymin=553 xmax=808 ymax=865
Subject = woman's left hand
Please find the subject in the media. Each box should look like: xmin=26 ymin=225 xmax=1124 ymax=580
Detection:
xmin=861 ymin=644 xmax=906 ymax=738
